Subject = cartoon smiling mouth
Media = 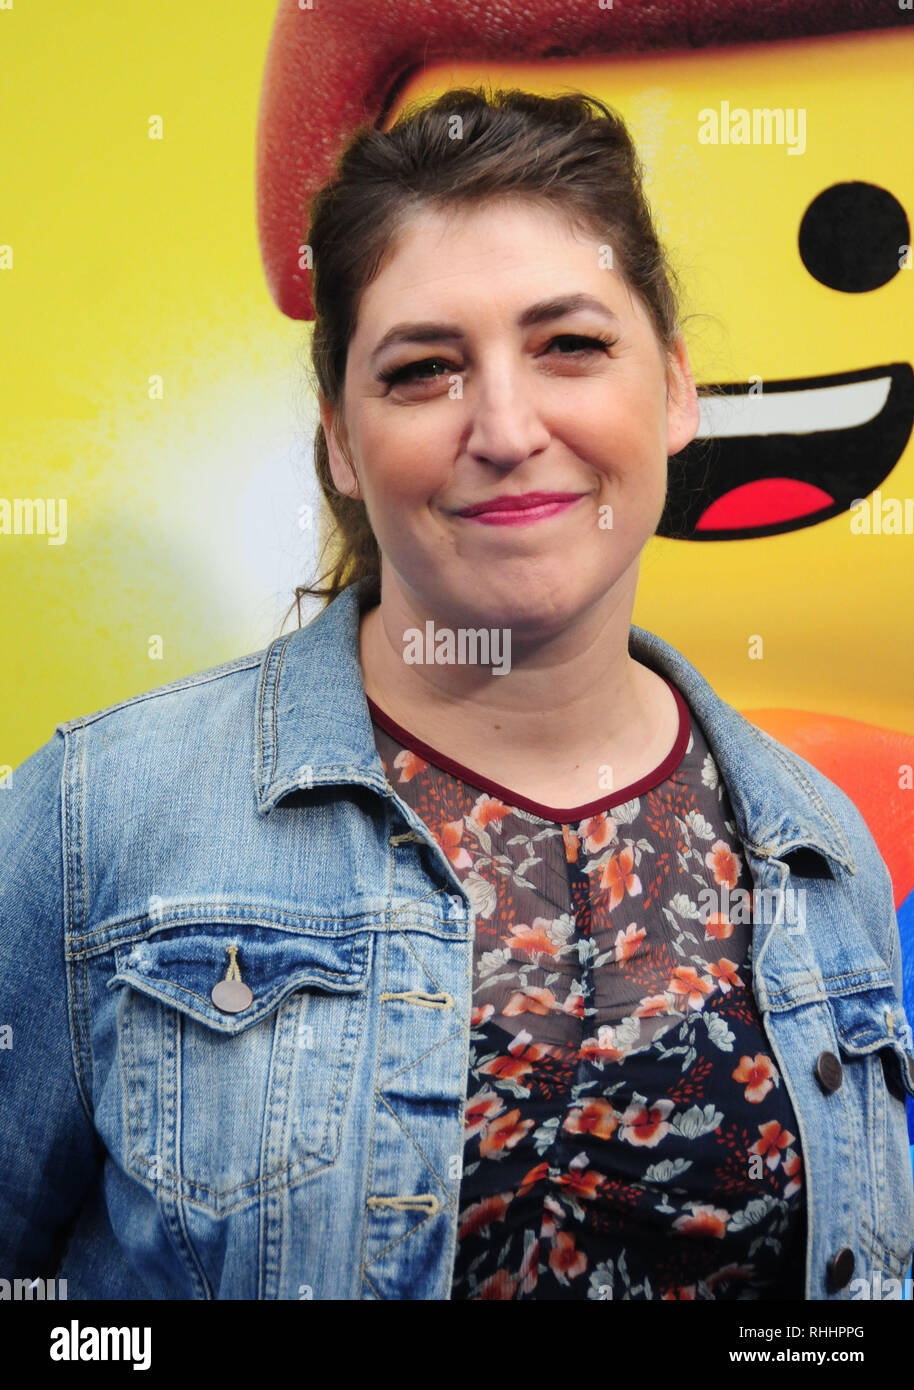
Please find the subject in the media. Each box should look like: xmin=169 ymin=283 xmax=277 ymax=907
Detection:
xmin=658 ymin=362 xmax=914 ymax=540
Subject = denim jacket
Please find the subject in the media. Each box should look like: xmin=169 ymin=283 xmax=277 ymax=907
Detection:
xmin=2 ymin=576 xmax=913 ymax=1300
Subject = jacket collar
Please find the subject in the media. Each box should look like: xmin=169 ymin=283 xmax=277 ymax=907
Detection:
xmin=254 ymin=578 xmax=856 ymax=873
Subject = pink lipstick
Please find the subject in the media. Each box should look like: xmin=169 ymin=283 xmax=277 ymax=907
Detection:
xmin=457 ymin=491 xmax=586 ymax=527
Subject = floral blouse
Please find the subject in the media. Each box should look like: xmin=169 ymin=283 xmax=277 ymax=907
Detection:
xmin=368 ymin=676 xmax=806 ymax=1301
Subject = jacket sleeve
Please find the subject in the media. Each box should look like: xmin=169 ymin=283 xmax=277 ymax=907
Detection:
xmin=0 ymin=732 xmax=101 ymax=1275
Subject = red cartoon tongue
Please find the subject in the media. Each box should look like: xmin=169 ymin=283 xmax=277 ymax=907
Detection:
xmin=696 ymin=478 xmax=835 ymax=530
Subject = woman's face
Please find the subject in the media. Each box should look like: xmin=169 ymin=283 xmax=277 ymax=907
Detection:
xmin=320 ymin=199 xmax=699 ymax=637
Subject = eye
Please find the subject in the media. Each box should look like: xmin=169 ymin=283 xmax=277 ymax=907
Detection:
xmin=799 ymin=182 xmax=909 ymax=292
xmin=545 ymin=333 xmax=617 ymax=356
xmin=378 ymin=357 xmax=453 ymax=387
xmin=377 ymin=333 xmax=616 ymax=390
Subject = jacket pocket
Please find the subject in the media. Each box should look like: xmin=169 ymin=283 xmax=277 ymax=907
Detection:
xmin=108 ymin=914 xmax=372 ymax=1215
xmin=825 ymin=984 xmax=914 ymax=1280
xmin=827 ymin=985 xmax=914 ymax=1101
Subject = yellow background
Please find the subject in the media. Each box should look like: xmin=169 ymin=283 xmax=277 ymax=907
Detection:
xmin=3 ymin=8 xmax=912 ymax=771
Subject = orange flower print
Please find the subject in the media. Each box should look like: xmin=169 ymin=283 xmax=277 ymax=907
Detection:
xmin=580 ymin=1024 xmax=633 ymax=1064
xmin=562 ymin=990 xmax=586 ymax=1019
xmin=732 ymin=1053 xmax=779 ymax=1103
xmin=783 ymin=1149 xmax=802 ymax=1198
xmin=480 ymin=1051 xmax=537 ymax=1085
xmin=708 ymin=958 xmax=742 ymax=994
xmin=548 ymin=1230 xmax=587 ymax=1283
xmin=618 ymin=1098 xmax=675 ymax=1147
xmin=392 ymin=748 xmax=428 ymax=783
xmin=751 ymin=1120 xmax=795 ymax=1171
xmin=504 ymin=986 xmax=559 ymax=1017
xmin=518 ymin=1162 xmax=550 ymax=1198
xmin=435 ymin=819 xmax=472 ymax=868
xmin=457 ymin=1192 xmax=512 ymax=1239
xmin=471 ymin=1002 xmax=495 ymax=1027
xmin=613 ymin=922 xmax=646 ymax=962
xmin=556 ymin=1161 xmax=605 ymax=1202
xmin=635 ymin=993 xmax=675 ymax=1018
xmin=579 ymin=812 xmax=616 ymax=854
xmin=506 ymin=1031 xmax=554 ymax=1063
xmin=662 ymin=1285 xmax=698 ymax=1300
xmin=562 ymin=824 xmax=580 ymax=863
xmin=478 ymin=1268 xmax=520 ymax=1299
xmin=668 ymin=966 xmax=715 ymax=1011
xmin=563 ymin=1098 xmax=619 ymax=1141
xmin=599 ymin=845 xmax=642 ymax=909
xmin=470 ymin=793 xmax=514 ymax=830
xmin=480 ymin=1030 xmax=554 ymax=1085
xmin=671 ymin=1203 xmax=730 ymax=1238
xmin=705 ymin=839 xmax=741 ymax=889
xmin=464 ymin=1089 xmax=504 ymax=1140
xmin=479 ymin=1108 xmax=535 ymax=1158
xmin=704 ymin=912 xmax=734 ymax=940
xmin=505 ymin=918 xmax=561 ymax=957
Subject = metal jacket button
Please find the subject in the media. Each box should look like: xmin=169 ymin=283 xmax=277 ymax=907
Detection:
xmin=815 ymin=1050 xmax=843 ymax=1093
xmin=827 ymin=1248 xmax=855 ymax=1289
xmin=211 ymin=943 xmax=253 ymax=1014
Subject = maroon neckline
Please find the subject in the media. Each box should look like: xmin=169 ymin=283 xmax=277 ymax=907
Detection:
xmin=366 ymin=677 xmax=692 ymax=822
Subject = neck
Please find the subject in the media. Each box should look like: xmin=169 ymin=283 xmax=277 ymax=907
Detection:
xmin=356 ymin=576 xmax=666 ymax=768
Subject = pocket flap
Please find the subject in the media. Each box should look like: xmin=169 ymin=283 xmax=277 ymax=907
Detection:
xmin=827 ymin=985 xmax=914 ymax=1097
xmin=109 ymin=920 xmax=372 ymax=1035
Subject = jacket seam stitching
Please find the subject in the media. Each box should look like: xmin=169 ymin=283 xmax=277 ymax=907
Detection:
xmin=358 ymin=892 xmax=389 ymax=1293
xmin=254 ymin=634 xmax=287 ymax=804
xmin=57 ymin=655 xmax=263 ymax=733
xmin=63 ymin=728 xmax=94 ymax=1123
xmin=362 ymin=1095 xmax=449 ymax=1270
xmin=745 ymin=723 xmax=855 ymax=865
xmin=66 ymin=912 xmax=385 ymax=950
xmin=123 ymin=1150 xmax=316 ymax=1207
xmin=765 ymin=968 xmax=892 ymax=1002
xmin=269 ymin=637 xmax=289 ymax=794
xmin=859 ymin=1215 xmax=914 ymax=1266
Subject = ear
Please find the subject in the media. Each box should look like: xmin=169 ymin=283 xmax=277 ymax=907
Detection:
xmin=318 ymin=395 xmax=362 ymax=500
xmin=665 ymin=333 xmax=701 ymax=458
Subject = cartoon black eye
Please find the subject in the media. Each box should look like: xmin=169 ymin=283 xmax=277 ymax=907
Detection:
xmin=799 ymin=182 xmax=909 ymax=293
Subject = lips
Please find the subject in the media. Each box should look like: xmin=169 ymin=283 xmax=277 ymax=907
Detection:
xmin=459 ymin=491 xmax=584 ymax=517
xmin=658 ymin=363 xmax=914 ymax=540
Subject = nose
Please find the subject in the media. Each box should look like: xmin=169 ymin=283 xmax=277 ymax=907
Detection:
xmin=464 ymin=356 xmax=552 ymax=470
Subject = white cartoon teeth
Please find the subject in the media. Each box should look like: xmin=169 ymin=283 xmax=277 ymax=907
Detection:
xmin=698 ymin=373 xmax=892 ymax=438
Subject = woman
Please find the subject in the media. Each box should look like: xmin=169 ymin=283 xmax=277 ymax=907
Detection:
xmin=2 ymin=86 xmax=913 ymax=1302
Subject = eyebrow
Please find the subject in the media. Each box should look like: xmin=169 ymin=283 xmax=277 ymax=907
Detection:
xmin=368 ymin=294 xmax=622 ymax=364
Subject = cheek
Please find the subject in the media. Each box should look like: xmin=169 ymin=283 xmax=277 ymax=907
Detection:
xmin=362 ymin=408 xmax=457 ymax=497
xmin=357 ymin=448 xmax=448 ymax=535
xmin=567 ymin=376 xmax=667 ymax=448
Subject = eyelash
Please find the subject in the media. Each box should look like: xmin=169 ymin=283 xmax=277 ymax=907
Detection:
xmin=377 ymin=333 xmax=618 ymax=387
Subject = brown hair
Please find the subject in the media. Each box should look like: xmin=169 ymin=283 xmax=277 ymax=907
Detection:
xmin=288 ymin=83 xmax=688 ymax=624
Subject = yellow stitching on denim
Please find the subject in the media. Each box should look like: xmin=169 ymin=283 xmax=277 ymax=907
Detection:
xmin=367 ymin=1194 xmax=440 ymax=1215
xmin=389 ymin=830 xmax=425 ymax=845
xmin=379 ymin=990 xmax=453 ymax=1009
xmin=223 ymin=942 xmax=242 ymax=982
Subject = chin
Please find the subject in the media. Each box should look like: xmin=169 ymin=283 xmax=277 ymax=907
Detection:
xmin=435 ymin=562 xmax=621 ymax=635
